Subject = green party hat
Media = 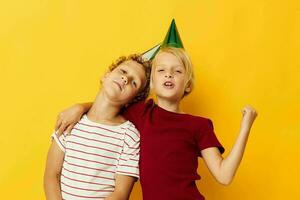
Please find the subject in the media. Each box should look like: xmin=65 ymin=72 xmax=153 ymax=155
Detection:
xmin=161 ymin=19 xmax=184 ymax=48
xmin=141 ymin=19 xmax=184 ymax=61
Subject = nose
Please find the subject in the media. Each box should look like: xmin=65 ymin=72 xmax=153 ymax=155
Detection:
xmin=164 ymin=74 xmax=173 ymax=78
xmin=121 ymin=75 xmax=128 ymax=85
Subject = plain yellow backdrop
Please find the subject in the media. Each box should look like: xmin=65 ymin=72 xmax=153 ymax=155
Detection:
xmin=0 ymin=0 xmax=299 ymax=199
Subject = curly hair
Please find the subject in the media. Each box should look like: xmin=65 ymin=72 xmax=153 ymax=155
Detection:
xmin=108 ymin=54 xmax=151 ymax=105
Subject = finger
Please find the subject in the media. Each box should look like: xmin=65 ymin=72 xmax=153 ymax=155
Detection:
xmin=241 ymin=108 xmax=246 ymax=115
xmin=56 ymin=122 xmax=67 ymax=136
xmin=65 ymin=124 xmax=75 ymax=135
xmin=55 ymin=117 xmax=62 ymax=131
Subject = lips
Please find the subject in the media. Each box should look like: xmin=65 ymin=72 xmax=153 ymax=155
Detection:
xmin=163 ymin=81 xmax=175 ymax=89
xmin=113 ymin=80 xmax=123 ymax=91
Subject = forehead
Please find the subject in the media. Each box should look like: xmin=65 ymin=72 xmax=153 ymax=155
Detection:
xmin=154 ymin=52 xmax=183 ymax=67
xmin=118 ymin=60 xmax=146 ymax=79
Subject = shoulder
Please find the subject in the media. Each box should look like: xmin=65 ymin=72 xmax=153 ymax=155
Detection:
xmin=184 ymin=114 xmax=214 ymax=130
xmin=180 ymin=112 xmax=211 ymax=123
xmin=133 ymin=98 xmax=154 ymax=110
xmin=123 ymin=99 xmax=150 ymax=113
xmin=124 ymin=98 xmax=155 ymax=114
xmin=123 ymin=121 xmax=140 ymax=140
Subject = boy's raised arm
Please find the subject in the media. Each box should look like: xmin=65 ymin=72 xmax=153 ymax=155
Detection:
xmin=44 ymin=141 xmax=65 ymax=200
xmin=104 ymin=174 xmax=136 ymax=200
xmin=201 ymin=105 xmax=257 ymax=185
xmin=55 ymin=102 xmax=93 ymax=136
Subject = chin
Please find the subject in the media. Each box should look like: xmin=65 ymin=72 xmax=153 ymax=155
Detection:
xmin=157 ymin=94 xmax=178 ymax=101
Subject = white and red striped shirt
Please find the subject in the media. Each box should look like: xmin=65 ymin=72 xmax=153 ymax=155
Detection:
xmin=52 ymin=114 xmax=140 ymax=200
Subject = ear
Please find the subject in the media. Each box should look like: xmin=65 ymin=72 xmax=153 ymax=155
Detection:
xmin=185 ymin=87 xmax=191 ymax=93
xmin=101 ymin=72 xmax=110 ymax=82
xmin=184 ymin=81 xmax=191 ymax=93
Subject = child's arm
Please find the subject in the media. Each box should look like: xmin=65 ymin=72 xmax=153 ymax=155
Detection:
xmin=201 ymin=105 xmax=257 ymax=185
xmin=44 ymin=140 xmax=65 ymax=200
xmin=55 ymin=102 xmax=92 ymax=135
xmin=104 ymin=174 xmax=136 ymax=200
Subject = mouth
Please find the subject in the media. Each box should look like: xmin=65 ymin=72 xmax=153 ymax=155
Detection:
xmin=163 ymin=81 xmax=175 ymax=89
xmin=113 ymin=80 xmax=123 ymax=91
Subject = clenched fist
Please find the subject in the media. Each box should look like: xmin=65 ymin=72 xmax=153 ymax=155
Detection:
xmin=240 ymin=105 xmax=258 ymax=133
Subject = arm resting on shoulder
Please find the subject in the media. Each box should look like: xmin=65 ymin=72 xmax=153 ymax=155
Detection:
xmin=55 ymin=102 xmax=93 ymax=135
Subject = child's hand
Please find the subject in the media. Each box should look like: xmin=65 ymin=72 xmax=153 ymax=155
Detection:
xmin=55 ymin=104 xmax=85 ymax=136
xmin=240 ymin=105 xmax=258 ymax=133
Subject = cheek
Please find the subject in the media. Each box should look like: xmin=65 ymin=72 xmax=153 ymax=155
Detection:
xmin=127 ymin=87 xmax=138 ymax=97
xmin=175 ymin=76 xmax=187 ymax=88
xmin=153 ymin=73 xmax=164 ymax=83
xmin=151 ymin=74 xmax=158 ymax=86
xmin=152 ymin=78 xmax=161 ymax=88
xmin=179 ymin=75 xmax=187 ymax=83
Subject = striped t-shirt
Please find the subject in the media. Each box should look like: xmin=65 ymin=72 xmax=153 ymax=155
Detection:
xmin=52 ymin=114 xmax=140 ymax=200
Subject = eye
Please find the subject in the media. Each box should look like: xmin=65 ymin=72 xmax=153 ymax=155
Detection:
xmin=176 ymin=70 xmax=182 ymax=73
xmin=120 ymin=69 xmax=127 ymax=74
xmin=157 ymin=69 xmax=164 ymax=72
xmin=132 ymin=80 xmax=137 ymax=87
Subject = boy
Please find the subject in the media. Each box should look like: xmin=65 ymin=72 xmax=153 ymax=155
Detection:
xmin=44 ymin=54 xmax=151 ymax=200
xmin=51 ymin=20 xmax=257 ymax=200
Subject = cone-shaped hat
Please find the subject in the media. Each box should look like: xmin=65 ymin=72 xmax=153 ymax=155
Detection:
xmin=141 ymin=44 xmax=161 ymax=61
xmin=161 ymin=19 xmax=184 ymax=48
xmin=141 ymin=19 xmax=184 ymax=61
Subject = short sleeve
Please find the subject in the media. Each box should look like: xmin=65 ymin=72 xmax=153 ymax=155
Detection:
xmin=196 ymin=119 xmax=225 ymax=156
xmin=51 ymin=131 xmax=67 ymax=152
xmin=116 ymin=124 xmax=140 ymax=178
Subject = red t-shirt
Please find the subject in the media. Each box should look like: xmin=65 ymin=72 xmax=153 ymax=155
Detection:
xmin=123 ymin=99 xmax=225 ymax=200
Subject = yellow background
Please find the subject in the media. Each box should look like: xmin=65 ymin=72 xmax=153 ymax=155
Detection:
xmin=1 ymin=0 xmax=299 ymax=199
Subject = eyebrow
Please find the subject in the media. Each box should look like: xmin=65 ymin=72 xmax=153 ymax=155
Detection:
xmin=156 ymin=64 xmax=184 ymax=69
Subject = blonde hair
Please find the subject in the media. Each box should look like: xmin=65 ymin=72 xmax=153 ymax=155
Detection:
xmin=152 ymin=47 xmax=195 ymax=97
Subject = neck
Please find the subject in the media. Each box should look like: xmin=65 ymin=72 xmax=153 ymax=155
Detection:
xmin=87 ymin=91 xmax=124 ymax=123
xmin=156 ymin=96 xmax=182 ymax=113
